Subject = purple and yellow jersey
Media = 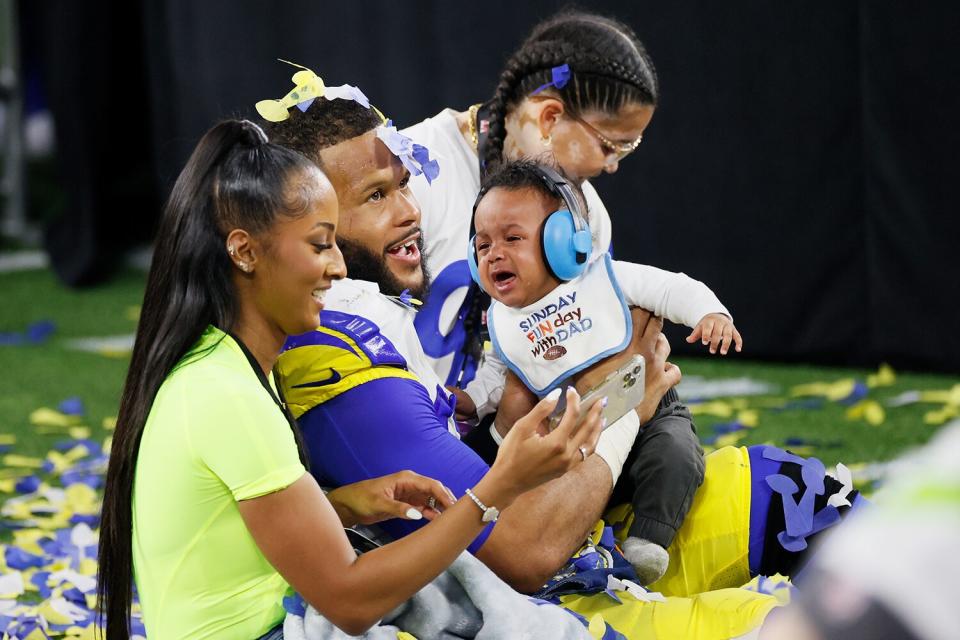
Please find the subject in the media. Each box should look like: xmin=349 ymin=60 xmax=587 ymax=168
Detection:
xmin=276 ymin=310 xmax=495 ymax=553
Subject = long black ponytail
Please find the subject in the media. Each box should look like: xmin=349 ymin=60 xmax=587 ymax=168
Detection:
xmin=483 ymin=11 xmax=659 ymax=173
xmin=97 ymin=120 xmax=314 ymax=639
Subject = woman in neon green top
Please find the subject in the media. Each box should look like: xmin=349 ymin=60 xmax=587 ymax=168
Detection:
xmin=97 ymin=119 xmax=606 ymax=639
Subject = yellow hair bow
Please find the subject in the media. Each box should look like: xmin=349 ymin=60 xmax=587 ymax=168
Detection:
xmin=255 ymin=60 xmax=326 ymax=122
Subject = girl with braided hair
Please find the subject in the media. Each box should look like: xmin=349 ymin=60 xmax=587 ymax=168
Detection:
xmin=407 ymin=11 xmax=662 ymax=399
xmin=404 ymin=10 xmax=740 ymax=584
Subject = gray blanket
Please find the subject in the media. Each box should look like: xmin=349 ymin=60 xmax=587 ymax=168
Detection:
xmin=282 ymin=551 xmax=592 ymax=639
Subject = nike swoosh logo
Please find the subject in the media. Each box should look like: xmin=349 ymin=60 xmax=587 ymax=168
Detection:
xmin=292 ymin=369 xmax=342 ymax=388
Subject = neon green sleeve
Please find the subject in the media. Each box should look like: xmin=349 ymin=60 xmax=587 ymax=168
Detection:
xmin=187 ymin=372 xmax=306 ymax=501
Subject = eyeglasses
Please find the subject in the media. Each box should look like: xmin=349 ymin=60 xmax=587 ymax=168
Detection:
xmin=567 ymin=112 xmax=643 ymax=161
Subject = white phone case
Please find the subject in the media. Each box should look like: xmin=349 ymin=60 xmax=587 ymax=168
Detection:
xmin=547 ymin=355 xmax=646 ymax=431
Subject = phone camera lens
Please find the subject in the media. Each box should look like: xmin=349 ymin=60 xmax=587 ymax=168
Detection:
xmin=632 ymin=366 xmax=642 ymax=375
xmin=623 ymin=374 xmax=632 ymax=383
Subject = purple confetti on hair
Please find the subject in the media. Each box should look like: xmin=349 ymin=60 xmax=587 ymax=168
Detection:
xmin=531 ymin=64 xmax=572 ymax=95
xmin=296 ymin=97 xmax=316 ymax=112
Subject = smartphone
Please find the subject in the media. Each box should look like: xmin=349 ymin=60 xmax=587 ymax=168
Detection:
xmin=547 ymin=354 xmax=646 ymax=431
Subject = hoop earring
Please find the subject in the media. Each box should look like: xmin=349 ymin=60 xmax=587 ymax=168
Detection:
xmin=541 ymin=134 xmax=553 ymax=148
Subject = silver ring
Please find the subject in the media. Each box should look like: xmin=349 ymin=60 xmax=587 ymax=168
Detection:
xmin=427 ymin=497 xmax=437 ymax=510
xmin=578 ymin=446 xmax=588 ymax=462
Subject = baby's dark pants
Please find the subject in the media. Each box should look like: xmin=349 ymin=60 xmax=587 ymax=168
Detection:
xmin=610 ymin=387 xmax=706 ymax=549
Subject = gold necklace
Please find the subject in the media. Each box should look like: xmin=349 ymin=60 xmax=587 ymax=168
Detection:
xmin=467 ymin=103 xmax=481 ymax=148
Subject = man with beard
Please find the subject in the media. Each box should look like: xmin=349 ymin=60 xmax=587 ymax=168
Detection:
xmin=265 ymin=90 xmax=653 ymax=592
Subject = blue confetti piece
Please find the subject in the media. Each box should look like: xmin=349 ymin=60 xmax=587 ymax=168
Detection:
xmin=58 ymin=397 xmax=85 ymax=416
xmin=283 ymin=592 xmax=307 ymax=617
xmin=131 ymin=616 xmax=147 ymax=636
xmin=26 ymin=319 xmax=56 ymax=344
xmin=296 ymin=97 xmax=316 ymax=112
xmin=14 ymin=475 xmax=41 ymax=494
xmin=69 ymin=513 xmax=100 ymax=527
xmin=599 ymin=525 xmax=615 ymax=549
xmin=41 ymin=460 xmax=55 ymax=474
xmin=62 ymin=471 xmax=103 ymax=489
xmin=713 ymin=421 xmax=747 ymax=435
xmin=5 ymin=546 xmax=47 ymax=570
xmin=62 ymin=586 xmax=87 ymax=606
xmin=839 ymin=380 xmax=869 ymax=406
xmin=0 ymin=332 xmax=25 ymax=346
xmin=30 ymin=571 xmax=53 ymax=599
xmin=603 ymin=587 xmax=623 ymax=603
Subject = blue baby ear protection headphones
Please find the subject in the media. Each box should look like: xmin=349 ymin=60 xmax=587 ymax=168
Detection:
xmin=467 ymin=164 xmax=592 ymax=292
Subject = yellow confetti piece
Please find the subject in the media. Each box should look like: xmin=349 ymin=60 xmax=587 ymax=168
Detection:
xmin=68 ymin=426 xmax=92 ymax=440
xmin=65 ymin=483 xmax=99 ymax=511
xmin=866 ymin=363 xmax=896 ymax=388
xmin=255 ymin=61 xmax=326 ymax=122
xmin=13 ymin=529 xmax=48 ymax=554
xmin=0 ymin=468 xmax=31 ymax=480
xmin=102 ymin=416 xmax=117 ymax=430
xmin=78 ymin=557 xmax=98 ymax=577
xmin=45 ymin=450 xmax=72 ymax=474
xmin=102 ymin=436 xmax=113 ymax=453
xmin=689 ymin=400 xmax=734 ymax=418
xmin=396 ymin=634 xmax=417 ymax=640
xmin=845 ymin=400 xmax=886 ymax=425
xmin=918 ymin=384 xmax=960 ymax=406
xmin=96 ymin=348 xmax=132 ymax=358
xmin=791 ymin=379 xmax=856 ymax=402
xmin=63 ymin=445 xmax=91 ymax=463
xmin=924 ymin=404 xmax=960 ymax=426
xmin=2 ymin=454 xmax=45 ymax=469
xmin=0 ymin=479 xmax=15 ymax=493
xmin=67 ymin=620 xmax=102 ymax=639
xmin=35 ymin=425 xmax=71 ymax=435
xmin=30 ymin=407 xmax=82 ymax=428
xmin=39 ymin=599 xmax=78 ymax=625
xmin=737 ymin=410 xmax=760 ymax=428
xmin=588 ymin=613 xmax=608 ymax=639
xmin=715 ymin=431 xmax=748 ymax=447
xmin=0 ymin=434 xmax=16 ymax=445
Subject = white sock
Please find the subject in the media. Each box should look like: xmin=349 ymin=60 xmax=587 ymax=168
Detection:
xmin=622 ymin=536 xmax=669 ymax=586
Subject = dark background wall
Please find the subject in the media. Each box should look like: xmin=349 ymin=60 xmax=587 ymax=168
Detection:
xmin=25 ymin=1 xmax=960 ymax=371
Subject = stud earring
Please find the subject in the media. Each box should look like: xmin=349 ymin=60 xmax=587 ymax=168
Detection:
xmin=228 ymin=246 xmax=237 ymax=257
xmin=238 ymin=261 xmax=251 ymax=272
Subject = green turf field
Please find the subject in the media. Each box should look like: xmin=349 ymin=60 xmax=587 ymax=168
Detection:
xmin=1 ymin=265 xmax=958 ymax=470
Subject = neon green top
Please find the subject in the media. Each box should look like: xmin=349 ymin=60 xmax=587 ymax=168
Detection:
xmin=132 ymin=326 xmax=306 ymax=639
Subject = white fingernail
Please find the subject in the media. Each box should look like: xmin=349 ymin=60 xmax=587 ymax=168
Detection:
xmin=406 ymin=508 xmax=423 ymax=520
xmin=545 ymin=388 xmax=562 ymax=401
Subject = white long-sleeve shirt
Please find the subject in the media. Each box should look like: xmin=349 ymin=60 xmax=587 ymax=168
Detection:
xmin=466 ymin=257 xmax=730 ymax=416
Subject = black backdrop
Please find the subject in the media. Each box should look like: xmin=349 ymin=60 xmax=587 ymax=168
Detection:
xmin=30 ymin=1 xmax=960 ymax=371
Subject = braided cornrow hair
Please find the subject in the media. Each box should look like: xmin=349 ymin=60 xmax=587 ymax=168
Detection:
xmin=482 ymin=11 xmax=659 ymax=173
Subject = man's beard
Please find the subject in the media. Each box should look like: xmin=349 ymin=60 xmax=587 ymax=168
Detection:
xmin=337 ymin=234 xmax=431 ymax=300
